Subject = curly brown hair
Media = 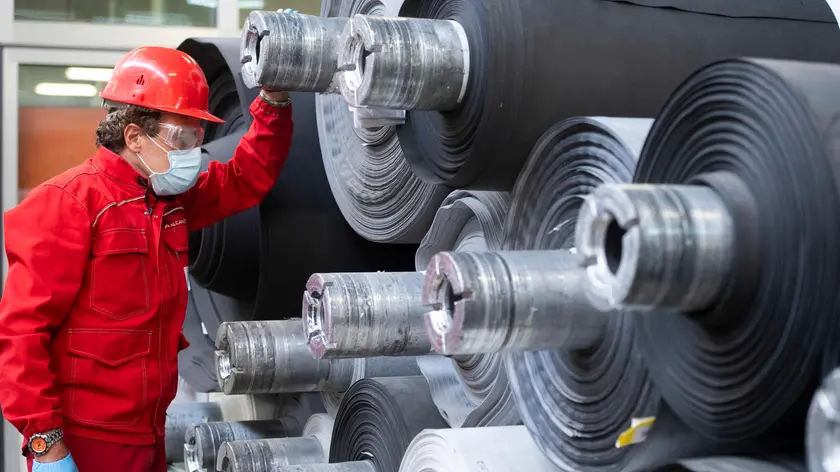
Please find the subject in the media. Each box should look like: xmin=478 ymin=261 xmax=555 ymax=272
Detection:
xmin=95 ymin=103 xmax=162 ymax=153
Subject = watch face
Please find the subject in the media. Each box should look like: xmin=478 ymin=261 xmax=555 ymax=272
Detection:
xmin=30 ymin=437 xmax=47 ymax=454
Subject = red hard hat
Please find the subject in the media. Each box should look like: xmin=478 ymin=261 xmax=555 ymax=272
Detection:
xmin=100 ymin=46 xmax=224 ymax=123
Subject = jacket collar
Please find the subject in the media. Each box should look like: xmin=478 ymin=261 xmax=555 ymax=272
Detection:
xmin=93 ymin=146 xmax=149 ymax=193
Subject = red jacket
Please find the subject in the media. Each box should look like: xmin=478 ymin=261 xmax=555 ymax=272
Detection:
xmin=0 ymin=97 xmax=292 ymax=449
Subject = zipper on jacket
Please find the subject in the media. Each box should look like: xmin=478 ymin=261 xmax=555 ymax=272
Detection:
xmin=148 ymin=197 xmax=166 ymax=440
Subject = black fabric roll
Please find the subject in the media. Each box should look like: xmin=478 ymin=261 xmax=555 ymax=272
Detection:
xmin=177 ymin=38 xmax=417 ymax=322
xmin=178 ymin=277 xmax=223 ymax=392
xmin=316 ymin=0 xmax=450 ymax=243
xmin=189 ymin=131 xmax=261 ymax=302
xmin=191 ymin=277 xmax=254 ymax=350
xmin=329 ymin=377 xmax=448 ymax=471
xmin=502 ymin=117 xmax=664 ymax=470
xmin=631 ymin=58 xmax=840 ymax=442
xmin=396 ymin=0 xmax=840 ymax=190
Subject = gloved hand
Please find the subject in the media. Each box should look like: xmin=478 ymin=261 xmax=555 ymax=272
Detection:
xmin=278 ymin=8 xmax=299 ymax=14
xmin=32 ymin=454 xmax=79 ymax=472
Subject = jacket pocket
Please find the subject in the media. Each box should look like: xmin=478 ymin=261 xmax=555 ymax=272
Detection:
xmin=90 ymin=229 xmax=150 ymax=319
xmin=65 ymin=329 xmax=152 ymax=427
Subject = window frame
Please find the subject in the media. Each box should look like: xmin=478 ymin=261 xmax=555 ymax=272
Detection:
xmin=0 ymin=0 xmax=242 ymax=49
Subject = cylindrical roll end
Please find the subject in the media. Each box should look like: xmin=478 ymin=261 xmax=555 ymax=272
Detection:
xmin=422 ymin=250 xmax=606 ymax=354
xmin=240 ymin=11 xmax=349 ymax=92
xmin=217 ymin=320 xmax=349 ymax=394
xmin=165 ymin=402 xmax=223 ymax=464
xmin=216 ymin=441 xmax=238 ymax=472
xmin=303 ymin=274 xmax=335 ymax=359
xmin=183 ymin=425 xmax=204 ymax=472
xmin=575 ymin=183 xmax=734 ymax=312
xmin=337 ymin=15 xmax=470 ymax=111
xmin=422 ymin=252 xmax=508 ymax=355
xmin=215 ymin=322 xmax=248 ymax=394
xmin=305 ymin=272 xmax=432 ymax=358
xmin=275 ymin=461 xmax=377 ymax=472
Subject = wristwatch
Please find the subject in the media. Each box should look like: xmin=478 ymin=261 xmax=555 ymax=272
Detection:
xmin=259 ymin=90 xmax=291 ymax=107
xmin=28 ymin=429 xmax=63 ymax=457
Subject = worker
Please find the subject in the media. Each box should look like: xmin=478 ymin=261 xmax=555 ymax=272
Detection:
xmin=0 ymin=33 xmax=296 ymax=472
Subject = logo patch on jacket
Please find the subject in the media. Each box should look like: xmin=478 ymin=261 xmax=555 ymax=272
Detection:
xmin=164 ymin=218 xmax=186 ymax=229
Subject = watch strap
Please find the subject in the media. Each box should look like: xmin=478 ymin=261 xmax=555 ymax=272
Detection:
xmin=259 ymin=90 xmax=292 ymax=107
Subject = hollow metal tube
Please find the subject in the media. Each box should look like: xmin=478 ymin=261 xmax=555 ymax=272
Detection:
xmin=241 ymin=11 xmax=349 ymax=93
xmin=303 ymin=272 xmax=432 ymax=359
xmin=165 ymin=402 xmax=223 ymax=463
xmin=275 ymin=463 xmax=376 ymax=472
xmin=184 ymin=419 xmax=302 ymax=472
xmin=337 ymin=15 xmax=470 ymax=111
xmin=575 ymin=183 xmax=735 ymax=312
xmin=422 ymin=250 xmax=607 ymax=355
xmin=216 ymin=437 xmax=326 ymax=472
xmin=215 ymin=320 xmax=355 ymax=395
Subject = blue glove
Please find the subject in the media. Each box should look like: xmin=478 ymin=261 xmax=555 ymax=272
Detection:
xmin=32 ymin=454 xmax=79 ymax=472
xmin=278 ymin=8 xmax=299 ymax=14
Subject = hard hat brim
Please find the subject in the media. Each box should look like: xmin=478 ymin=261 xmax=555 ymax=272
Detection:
xmin=99 ymin=92 xmax=226 ymax=123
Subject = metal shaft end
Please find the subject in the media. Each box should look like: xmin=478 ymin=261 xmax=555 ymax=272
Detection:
xmin=338 ymin=15 xmax=470 ymax=111
xmin=421 ymin=252 xmax=476 ymax=355
xmin=184 ymin=426 xmax=202 ymax=472
xmin=303 ymin=276 xmax=331 ymax=359
xmin=240 ymin=11 xmax=349 ymax=92
xmin=575 ymin=183 xmax=734 ymax=312
xmin=215 ymin=322 xmax=245 ymax=394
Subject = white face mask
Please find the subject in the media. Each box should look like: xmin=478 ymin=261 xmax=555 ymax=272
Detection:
xmin=136 ymin=134 xmax=202 ymax=196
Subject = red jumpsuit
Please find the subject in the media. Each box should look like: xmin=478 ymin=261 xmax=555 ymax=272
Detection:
xmin=0 ymin=97 xmax=293 ymax=471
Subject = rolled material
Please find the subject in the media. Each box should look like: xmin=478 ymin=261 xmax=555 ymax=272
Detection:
xmin=316 ymin=0 xmax=450 ymax=243
xmin=422 ymin=249 xmax=607 ymax=355
xmin=216 ymin=413 xmax=335 ymax=472
xmin=414 ymin=190 xmax=507 ymax=265
xmin=414 ymin=190 xmax=520 ymax=428
xmin=184 ymin=419 xmax=303 ymax=472
xmin=216 ymin=437 xmax=325 ymax=472
xmin=241 ymin=11 xmax=349 ymax=92
xmin=165 ymin=402 xmax=224 ymax=463
xmin=650 ymin=457 xmax=806 ymax=472
xmin=320 ymin=357 xmax=421 ymax=416
xmin=607 ymin=58 xmax=840 ymax=442
xmin=189 ymin=132 xmax=260 ymax=302
xmin=398 ymin=426 xmax=557 ymax=472
xmin=303 ymin=413 xmax=334 ymax=455
xmin=329 ymin=377 xmax=448 ymax=470
xmin=337 ymin=15 xmax=469 ymax=111
xmin=275 ymin=464 xmax=375 ymax=472
xmin=576 ymin=183 xmax=735 ymax=312
xmin=303 ymin=271 xmax=431 ymax=359
xmin=501 ymin=117 xmax=661 ymax=470
xmin=178 ymin=37 xmax=417 ymax=321
xmin=396 ymin=0 xmax=840 ymax=189
xmin=215 ymin=320 xmax=354 ymax=395
xmin=808 ymin=369 xmax=840 ymax=471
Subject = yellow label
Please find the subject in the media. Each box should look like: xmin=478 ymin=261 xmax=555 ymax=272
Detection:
xmin=615 ymin=417 xmax=655 ymax=448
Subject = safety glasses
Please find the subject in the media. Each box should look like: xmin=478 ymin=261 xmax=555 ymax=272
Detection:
xmin=156 ymin=123 xmax=205 ymax=151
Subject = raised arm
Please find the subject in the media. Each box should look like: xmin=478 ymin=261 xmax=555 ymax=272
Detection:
xmin=0 ymin=184 xmax=91 ymax=443
xmin=182 ymin=95 xmax=293 ymax=231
